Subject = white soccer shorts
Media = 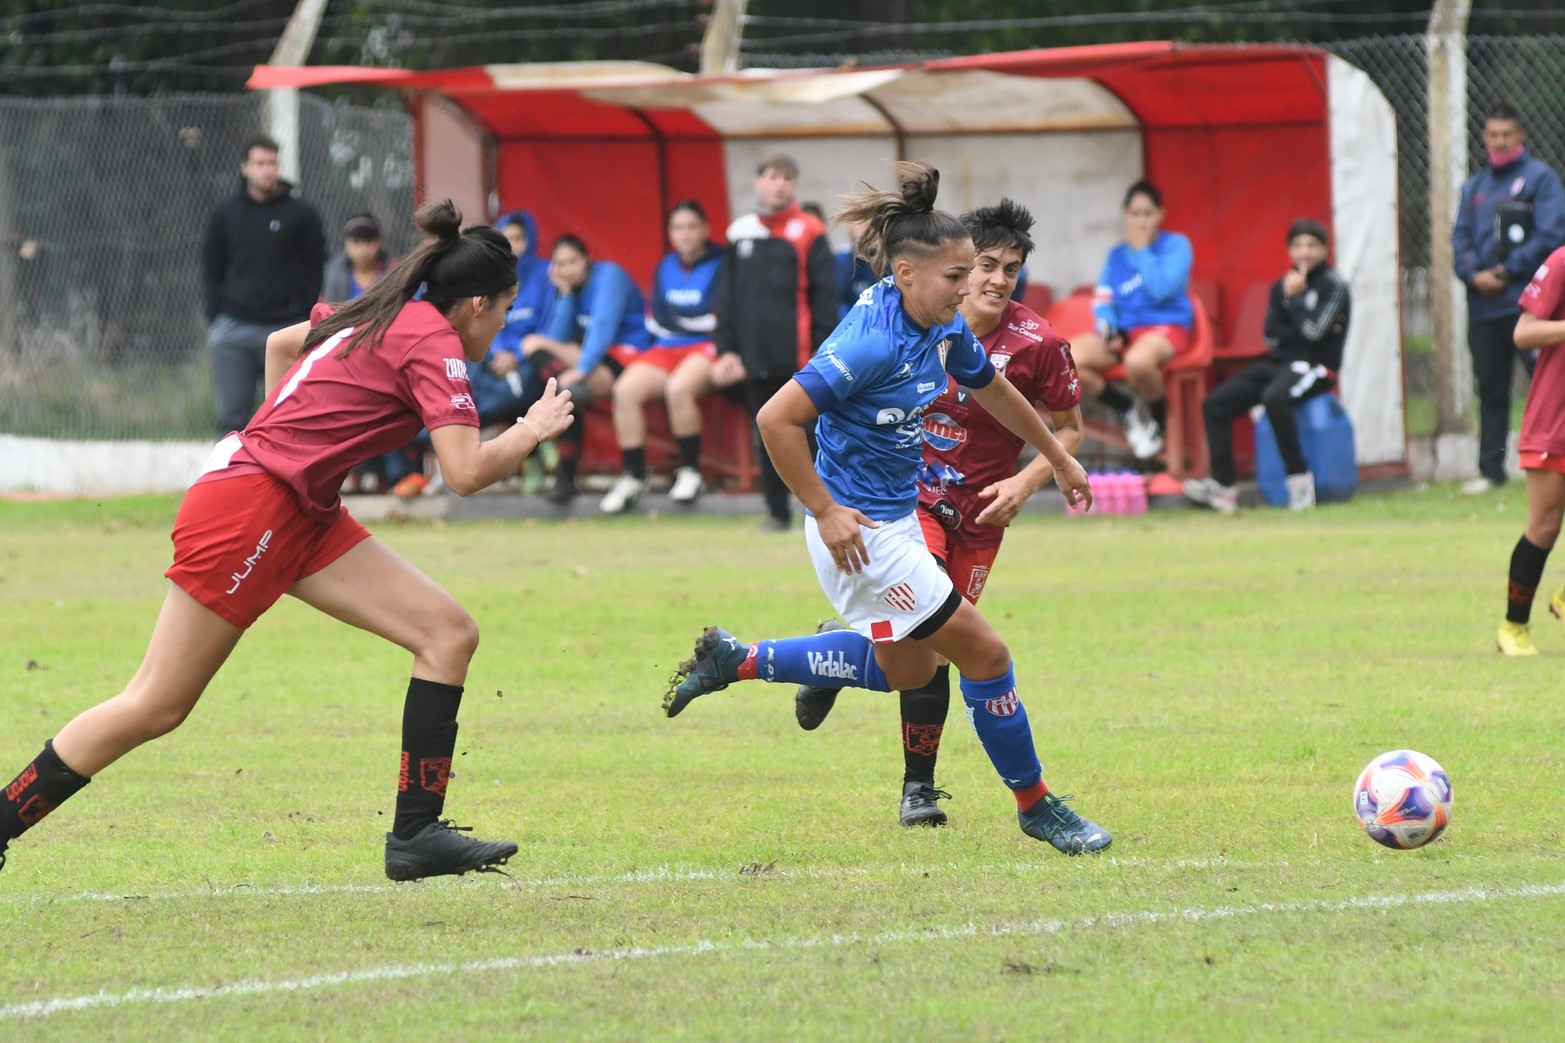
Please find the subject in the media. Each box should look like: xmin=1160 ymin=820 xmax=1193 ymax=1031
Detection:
xmin=805 ymin=510 xmax=955 ymax=644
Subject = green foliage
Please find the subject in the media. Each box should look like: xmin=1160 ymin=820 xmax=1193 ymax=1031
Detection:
xmin=0 ymin=488 xmax=1559 ymax=1036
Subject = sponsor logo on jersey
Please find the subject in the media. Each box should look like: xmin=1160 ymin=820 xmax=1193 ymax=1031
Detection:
xmin=444 ymin=358 xmax=468 ymax=382
xmin=967 ymin=564 xmax=990 ymax=600
xmin=876 ymin=407 xmax=907 ymax=426
xmin=1017 ymin=318 xmax=1039 ymax=331
xmin=984 ymin=687 xmax=1020 ymax=717
xmin=226 ymin=529 xmax=273 ymax=595
xmin=666 ymin=287 xmax=704 ymax=307
xmin=450 ymin=393 xmax=476 ymax=411
xmin=917 ymin=381 xmax=939 ymax=393
xmin=806 ymin=650 xmax=859 ymax=681
xmin=921 ymin=412 xmax=968 ymax=452
xmin=826 ymin=351 xmax=854 ymax=382
xmin=883 ymin=582 xmax=918 ymax=612
xmin=1005 ymin=323 xmax=1042 ymax=343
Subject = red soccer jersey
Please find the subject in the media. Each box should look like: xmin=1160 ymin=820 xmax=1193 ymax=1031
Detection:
xmin=916 ymin=300 xmax=1082 ymax=547
xmin=1518 ymin=247 xmax=1565 ymax=457
xmin=202 ymin=301 xmax=479 ymax=523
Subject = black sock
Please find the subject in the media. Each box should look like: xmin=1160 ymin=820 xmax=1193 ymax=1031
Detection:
xmin=1150 ymin=398 xmax=1167 ymax=427
xmin=393 ymin=679 xmax=463 ymax=841
xmin=622 ymin=446 xmax=646 ymax=480
xmin=554 ymin=416 xmax=584 ymax=486
xmin=900 ymin=665 xmax=951 ymax=785
xmin=0 ymin=739 xmax=91 ymax=844
xmin=1507 ymin=535 xmax=1552 ymax=624
xmin=677 ymin=435 xmax=702 ymax=471
xmin=1098 ymin=386 xmax=1133 ymax=414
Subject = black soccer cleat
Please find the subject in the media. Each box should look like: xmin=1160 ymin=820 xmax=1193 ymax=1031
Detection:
xmin=899 ymin=780 xmax=951 ymax=827
xmin=793 ymin=618 xmax=848 ymax=730
xmin=663 ymin=626 xmax=751 ymax=718
xmin=384 ymin=820 xmax=518 ymax=882
xmin=1018 ymin=792 xmax=1112 ymax=855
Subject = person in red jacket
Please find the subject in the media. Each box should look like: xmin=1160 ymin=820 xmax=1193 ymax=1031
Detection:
xmin=792 ymin=198 xmax=1088 ymax=829
xmin=1496 ymin=244 xmax=1565 ymax=654
xmin=0 ymin=202 xmax=574 ymax=881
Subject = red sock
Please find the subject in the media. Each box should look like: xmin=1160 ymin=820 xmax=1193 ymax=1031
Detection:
xmin=735 ymin=644 xmax=758 ymax=681
xmin=1012 ymin=779 xmax=1050 ymax=813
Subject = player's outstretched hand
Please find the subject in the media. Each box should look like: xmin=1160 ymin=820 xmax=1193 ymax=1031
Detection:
xmin=1054 ymin=456 xmax=1092 ymax=512
xmin=817 ymin=503 xmax=878 ymax=575
xmin=974 ymin=475 xmax=1029 ymax=527
xmin=521 ymin=377 xmax=575 ymax=442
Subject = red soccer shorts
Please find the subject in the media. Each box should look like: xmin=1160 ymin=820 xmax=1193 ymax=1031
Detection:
xmin=1126 ymin=323 xmax=1192 ymax=356
xmin=1520 ymin=451 xmax=1565 ymax=475
xmin=165 ymin=471 xmax=371 ymax=629
xmin=611 ymin=342 xmax=716 ymax=375
xmin=917 ymin=508 xmax=1002 ymax=605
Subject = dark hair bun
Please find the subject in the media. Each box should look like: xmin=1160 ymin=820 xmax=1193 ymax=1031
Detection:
xmin=415 ymin=199 xmax=463 ymax=241
xmin=900 ymin=164 xmax=940 ymax=214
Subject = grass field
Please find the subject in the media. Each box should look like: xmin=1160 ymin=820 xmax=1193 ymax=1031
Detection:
xmin=1 ymin=486 xmax=1562 ymax=1040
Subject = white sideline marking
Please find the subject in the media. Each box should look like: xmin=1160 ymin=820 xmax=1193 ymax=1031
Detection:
xmin=0 ymin=855 xmax=1346 ymax=907
xmin=4 ymin=879 xmax=1563 ymax=1021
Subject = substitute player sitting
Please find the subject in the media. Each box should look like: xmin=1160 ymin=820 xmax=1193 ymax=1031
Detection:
xmin=792 ymin=198 xmax=1084 ymax=828
xmin=660 ymin=163 xmax=1111 ymax=854
xmin=0 ymin=202 xmax=574 ymax=880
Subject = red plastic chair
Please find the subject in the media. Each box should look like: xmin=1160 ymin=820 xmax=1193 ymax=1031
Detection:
xmin=1218 ymin=281 xmax=1272 ymax=361
xmin=1019 ymin=282 xmax=1054 ymax=318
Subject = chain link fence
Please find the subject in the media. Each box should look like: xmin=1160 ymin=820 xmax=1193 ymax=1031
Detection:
xmin=0 ymin=92 xmax=413 ymax=441
xmin=6 ymin=35 xmax=1565 ymax=444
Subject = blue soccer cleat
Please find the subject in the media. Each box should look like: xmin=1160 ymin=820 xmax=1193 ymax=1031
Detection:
xmin=663 ymin=626 xmax=751 ymax=718
xmin=1018 ymin=792 xmax=1112 ymax=854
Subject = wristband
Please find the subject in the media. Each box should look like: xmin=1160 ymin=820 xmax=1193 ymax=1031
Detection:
xmin=515 ymin=416 xmax=545 ymax=445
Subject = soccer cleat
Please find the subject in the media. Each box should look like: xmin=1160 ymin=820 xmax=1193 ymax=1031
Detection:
xmin=1018 ymin=792 xmax=1112 ymax=854
xmin=1182 ymin=476 xmax=1238 ymax=514
xmin=390 ymin=472 xmax=428 ymax=498
xmin=0 ymin=838 xmax=8 ymax=874
xmin=383 ymin=820 xmax=518 ymax=882
xmin=794 ymin=618 xmax=848 ymax=730
xmin=1497 ymin=620 xmax=1538 ymax=656
xmin=1286 ymin=471 xmax=1316 ymax=511
xmin=599 ymin=474 xmax=646 ymax=514
xmin=545 ymin=476 xmax=578 ymax=505
xmin=899 ymin=780 xmax=951 ymax=827
xmin=1124 ymin=399 xmax=1164 ymax=460
xmin=1549 ymin=586 xmax=1565 ymax=628
xmin=669 ymin=466 xmax=705 ymax=504
xmin=663 ymin=626 xmax=752 ymax=718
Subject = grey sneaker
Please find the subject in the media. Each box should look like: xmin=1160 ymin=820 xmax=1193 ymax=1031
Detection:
xmin=1018 ymin=792 xmax=1112 ymax=855
xmin=899 ymin=781 xmax=951 ymax=827
xmin=794 ymin=618 xmax=848 ymax=730
xmin=1182 ymin=476 xmax=1238 ymax=514
xmin=384 ymin=820 xmax=518 ymax=881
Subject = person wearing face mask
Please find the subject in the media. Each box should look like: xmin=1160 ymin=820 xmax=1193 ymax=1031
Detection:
xmin=1184 ymin=218 xmax=1351 ymax=514
xmin=1453 ymin=101 xmax=1565 ymax=495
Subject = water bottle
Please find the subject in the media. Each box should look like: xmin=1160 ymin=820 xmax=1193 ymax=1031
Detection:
xmin=1122 ymin=471 xmax=1148 ymax=515
xmin=1103 ymin=472 xmax=1128 ymax=515
xmin=1086 ymin=471 xmax=1109 ymax=514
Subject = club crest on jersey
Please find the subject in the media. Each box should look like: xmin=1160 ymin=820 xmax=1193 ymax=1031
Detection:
xmin=882 ymin=582 xmax=917 ymax=612
xmin=921 ymin=412 xmax=967 ymax=452
xmin=967 ymin=565 xmax=990 ymax=599
xmin=984 ymin=687 xmax=1020 ymax=717
xmin=989 ymin=352 xmax=1012 ymax=376
xmin=937 ymin=338 xmax=951 ymax=366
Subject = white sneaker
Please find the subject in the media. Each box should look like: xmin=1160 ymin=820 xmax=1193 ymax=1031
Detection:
xmin=1124 ymin=400 xmax=1164 ymax=459
xmin=599 ymin=474 xmax=645 ymax=513
xmin=1461 ymin=477 xmax=1501 ymax=496
xmin=1182 ymin=476 xmax=1238 ymax=514
xmin=669 ymin=466 xmax=704 ymax=503
xmin=1286 ymin=471 xmax=1316 ymax=511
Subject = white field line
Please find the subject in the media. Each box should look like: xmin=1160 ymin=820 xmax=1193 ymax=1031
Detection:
xmin=0 ymin=854 xmax=1389 ymax=907
xmin=4 ymin=879 xmax=1564 ymax=1021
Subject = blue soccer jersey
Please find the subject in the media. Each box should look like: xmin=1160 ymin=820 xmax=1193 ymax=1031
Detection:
xmin=794 ymin=278 xmax=996 ymax=520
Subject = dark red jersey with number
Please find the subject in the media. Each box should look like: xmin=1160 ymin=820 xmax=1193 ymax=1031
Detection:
xmin=916 ymin=300 xmax=1081 ymax=547
xmin=1518 ymin=247 xmax=1565 ymax=457
xmin=200 ymin=301 xmax=479 ymax=523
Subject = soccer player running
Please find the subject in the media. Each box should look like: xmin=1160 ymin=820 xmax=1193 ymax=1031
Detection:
xmin=1495 ymin=244 xmax=1565 ymax=655
xmin=0 ymin=202 xmax=575 ymax=880
xmin=792 ymin=199 xmax=1085 ymax=829
xmin=661 ymin=164 xmax=1111 ymax=854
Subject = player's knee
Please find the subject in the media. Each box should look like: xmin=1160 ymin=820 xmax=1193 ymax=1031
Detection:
xmin=427 ymin=603 xmax=480 ymax=666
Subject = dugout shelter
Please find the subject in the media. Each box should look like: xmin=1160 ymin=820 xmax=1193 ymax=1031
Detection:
xmin=251 ymin=42 xmax=1406 ymax=477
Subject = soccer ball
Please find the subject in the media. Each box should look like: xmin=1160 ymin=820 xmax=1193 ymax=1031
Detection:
xmin=1353 ymin=750 xmax=1453 ymax=850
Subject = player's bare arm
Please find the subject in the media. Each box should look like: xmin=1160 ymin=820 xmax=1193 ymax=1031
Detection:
xmin=263 ymin=320 xmax=311 ymax=395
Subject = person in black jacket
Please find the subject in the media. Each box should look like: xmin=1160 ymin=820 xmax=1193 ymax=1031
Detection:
xmin=202 ymin=135 xmax=326 ymax=438
xmin=711 ymin=155 xmax=838 ymax=530
xmin=1184 ymin=218 xmax=1351 ymax=513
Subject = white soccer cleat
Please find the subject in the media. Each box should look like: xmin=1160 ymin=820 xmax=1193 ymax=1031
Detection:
xmin=1123 ymin=399 xmax=1164 ymax=459
xmin=1182 ymin=476 xmax=1238 ymax=514
xmin=1286 ymin=471 xmax=1316 ymax=511
xmin=599 ymin=474 xmax=646 ymax=514
xmin=668 ymin=466 xmax=705 ymax=504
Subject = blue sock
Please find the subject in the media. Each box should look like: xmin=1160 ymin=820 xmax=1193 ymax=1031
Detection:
xmin=749 ymin=631 xmax=891 ymax=692
xmin=959 ymin=664 xmax=1043 ymax=791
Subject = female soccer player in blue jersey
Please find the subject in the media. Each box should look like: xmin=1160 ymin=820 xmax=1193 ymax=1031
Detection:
xmin=662 ymin=162 xmax=1112 ymax=854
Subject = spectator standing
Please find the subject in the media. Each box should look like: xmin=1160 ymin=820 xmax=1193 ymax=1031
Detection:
xmin=1184 ymin=218 xmax=1351 ymax=513
xmin=1453 ymin=102 xmax=1565 ymax=494
xmin=1069 ymin=180 xmax=1194 ymax=462
xmin=202 ymin=135 xmax=326 ymax=438
xmin=600 ymin=201 xmax=725 ymax=513
xmin=713 ymin=155 xmax=838 ymax=530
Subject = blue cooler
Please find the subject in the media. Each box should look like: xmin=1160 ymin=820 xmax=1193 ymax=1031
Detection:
xmin=1254 ymin=393 xmax=1357 ymax=506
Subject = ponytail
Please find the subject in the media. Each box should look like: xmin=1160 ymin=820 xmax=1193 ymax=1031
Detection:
xmin=306 ymin=200 xmax=517 ymax=357
xmin=834 ymin=161 xmax=968 ymax=278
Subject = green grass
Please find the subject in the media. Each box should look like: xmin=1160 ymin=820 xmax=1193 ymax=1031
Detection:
xmin=1 ymin=488 xmax=1562 ymax=1040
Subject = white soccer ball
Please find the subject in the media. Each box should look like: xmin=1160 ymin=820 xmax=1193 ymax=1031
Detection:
xmin=1353 ymin=749 xmax=1453 ymax=850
